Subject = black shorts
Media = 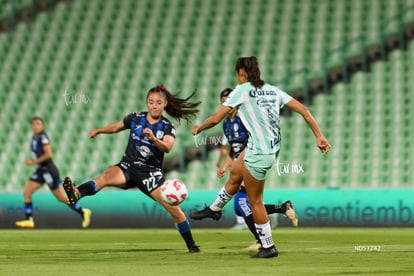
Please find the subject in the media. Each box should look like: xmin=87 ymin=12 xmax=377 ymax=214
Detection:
xmin=116 ymin=161 xmax=165 ymax=197
xmin=29 ymin=163 xmax=61 ymax=190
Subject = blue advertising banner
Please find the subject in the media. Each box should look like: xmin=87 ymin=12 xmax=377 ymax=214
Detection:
xmin=1 ymin=189 xmax=413 ymax=228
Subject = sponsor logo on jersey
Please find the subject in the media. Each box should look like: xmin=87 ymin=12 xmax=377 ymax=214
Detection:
xmin=137 ymin=145 xmax=153 ymax=158
xmin=156 ymin=130 xmax=164 ymax=139
xmin=249 ymin=89 xmax=277 ymax=97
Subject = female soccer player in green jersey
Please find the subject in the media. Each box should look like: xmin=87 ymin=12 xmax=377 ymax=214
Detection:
xmin=192 ymin=56 xmax=330 ymax=258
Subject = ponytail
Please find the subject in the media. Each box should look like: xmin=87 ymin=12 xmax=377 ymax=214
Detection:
xmin=147 ymin=85 xmax=201 ymax=124
xmin=235 ymin=56 xmax=264 ymax=88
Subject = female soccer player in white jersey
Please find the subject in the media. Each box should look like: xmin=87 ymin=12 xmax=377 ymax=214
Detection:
xmin=192 ymin=56 xmax=330 ymax=258
xmin=191 ymin=88 xmax=298 ymax=248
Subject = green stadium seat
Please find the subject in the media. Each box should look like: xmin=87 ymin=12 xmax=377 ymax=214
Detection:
xmin=1 ymin=0 xmax=414 ymax=190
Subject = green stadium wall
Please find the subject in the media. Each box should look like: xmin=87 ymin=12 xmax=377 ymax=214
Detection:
xmin=1 ymin=189 xmax=413 ymax=228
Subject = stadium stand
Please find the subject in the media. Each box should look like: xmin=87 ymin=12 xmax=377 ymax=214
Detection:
xmin=264 ymin=45 xmax=413 ymax=189
xmin=0 ymin=0 xmax=413 ymax=191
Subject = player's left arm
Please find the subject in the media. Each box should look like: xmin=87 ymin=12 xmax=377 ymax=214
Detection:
xmin=192 ymin=105 xmax=233 ymax=135
xmin=217 ymin=155 xmax=233 ymax=178
xmin=25 ymin=144 xmax=53 ymax=166
xmin=285 ymin=98 xmax=331 ymax=153
xmin=143 ymin=129 xmax=174 ymax=153
xmin=216 ymin=145 xmax=228 ymax=168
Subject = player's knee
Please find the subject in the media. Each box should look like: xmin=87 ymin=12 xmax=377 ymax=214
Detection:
xmin=247 ymin=196 xmax=263 ymax=206
xmin=95 ymin=172 xmax=112 ymax=186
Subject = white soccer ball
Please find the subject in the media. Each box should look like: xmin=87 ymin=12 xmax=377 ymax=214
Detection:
xmin=160 ymin=179 xmax=188 ymax=206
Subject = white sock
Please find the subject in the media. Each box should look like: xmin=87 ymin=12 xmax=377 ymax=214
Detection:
xmin=209 ymin=187 xmax=233 ymax=211
xmin=255 ymin=221 xmax=274 ymax=248
xmin=236 ymin=215 xmax=245 ymax=224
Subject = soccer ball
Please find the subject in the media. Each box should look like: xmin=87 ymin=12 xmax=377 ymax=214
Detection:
xmin=160 ymin=179 xmax=188 ymax=206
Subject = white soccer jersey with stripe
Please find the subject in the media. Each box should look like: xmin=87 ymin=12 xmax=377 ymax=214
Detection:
xmin=223 ymin=82 xmax=292 ymax=154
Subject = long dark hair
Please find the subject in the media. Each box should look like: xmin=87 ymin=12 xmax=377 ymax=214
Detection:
xmin=147 ymin=85 xmax=201 ymax=124
xmin=235 ymin=56 xmax=265 ymax=88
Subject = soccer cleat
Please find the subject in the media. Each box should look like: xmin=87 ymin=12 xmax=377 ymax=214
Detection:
xmin=251 ymin=245 xmax=278 ymax=258
xmin=190 ymin=206 xmax=222 ymax=221
xmin=15 ymin=219 xmax=35 ymax=229
xmin=188 ymin=244 xmax=201 ymax=253
xmin=63 ymin=176 xmax=80 ymax=205
xmin=284 ymin=200 xmax=298 ymax=227
xmin=82 ymin=208 xmax=92 ymax=228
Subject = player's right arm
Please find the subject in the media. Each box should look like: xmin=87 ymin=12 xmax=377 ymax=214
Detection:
xmin=89 ymin=120 xmax=126 ymax=138
xmin=192 ymin=105 xmax=232 ymax=135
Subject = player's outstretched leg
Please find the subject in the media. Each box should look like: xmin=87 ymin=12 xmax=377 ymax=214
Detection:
xmin=283 ymin=200 xmax=298 ymax=227
xmin=63 ymin=177 xmax=80 ymax=205
xmin=190 ymin=205 xmax=222 ymax=221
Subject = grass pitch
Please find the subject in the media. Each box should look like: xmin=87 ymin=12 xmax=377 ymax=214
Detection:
xmin=0 ymin=228 xmax=413 ymax=275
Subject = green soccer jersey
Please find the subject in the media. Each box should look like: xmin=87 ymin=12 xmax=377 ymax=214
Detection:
xmin=223 ymin=82 xmax=292 ymax=154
